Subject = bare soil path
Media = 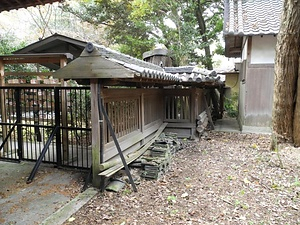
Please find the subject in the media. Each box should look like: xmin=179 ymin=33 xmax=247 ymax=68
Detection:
xmin=64 ymin=132 xmax=300 ymax=225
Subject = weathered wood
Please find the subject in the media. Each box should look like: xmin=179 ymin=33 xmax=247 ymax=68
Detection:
xmin=204 ymin=95 xmax=214 ymax=130
xmin=54 ymin=51 xmax=136 ymax=79
xmin=197 ymin=110 xmax=209 ymax=134
xmin=103 ymin=120 xmax=162 ymax=161
xmin=0 ymin=53 xmax=72 ymax=64
xmin=140 ymin=93 xmax=145 ymax=145
xmin=100 ymin=146 xmax=146 ymax=171
xmin=198 ymin=111 xmax=207 ymax=122
xmin=91 ymin=80 xmax=101 ymax=187
xmin=166 ymin=122 xmax=196 ymax=128
xmin=5 ymin=72 xmax=54 ymax=76
xmin=99 ymin=122 xmax=167 ymax=177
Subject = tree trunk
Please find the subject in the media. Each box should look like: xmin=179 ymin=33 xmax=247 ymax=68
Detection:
xmin=273 ymin=0 xmax=300 ymax=142
xmin=293 ymin=58 xmax=300 ymax=146
xmin=195 ymin=0 xmax=213 ymax=70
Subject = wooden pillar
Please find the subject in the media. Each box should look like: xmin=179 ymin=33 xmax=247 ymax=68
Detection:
xmin=90 ymin=79 xmax=101 ymax=187
xmin=219 ymin=85 xmax=225 ymax=119
xmin=0 ymin=59 xmax=8 ymax=154
xmin=60 ymin=57 xmax=69 ymax=160
xmin=140 ymin=92 xmax=145 ymax=146
xmin=190 ymin=88 xmax=197 ymax=139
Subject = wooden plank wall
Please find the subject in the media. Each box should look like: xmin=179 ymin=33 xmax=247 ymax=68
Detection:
xmin=163 ymin=88 xmax=204 ymax=138
xmin=244 ymin=65 xmax=274 ymax=128
xmin=92 ymin=87 xmax=205 ymax=169
xmin=101 ymin=88 xmax=164 ymax=162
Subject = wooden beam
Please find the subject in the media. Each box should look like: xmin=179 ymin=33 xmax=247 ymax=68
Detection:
xmin=4 ymin=72 xmax=54 ymax=76
xmin=0 ymin=54 xmax=72 ymax=69
xmin=99 ymin=122 xmax=168 ymax=177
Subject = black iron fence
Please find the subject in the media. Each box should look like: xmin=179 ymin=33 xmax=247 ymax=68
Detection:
xmin=0 ymin=86 xmax=91 ymax=169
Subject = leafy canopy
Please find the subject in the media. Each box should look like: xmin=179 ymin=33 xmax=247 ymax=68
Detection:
xmin=62 ymin=0 xmax=224 ymax=68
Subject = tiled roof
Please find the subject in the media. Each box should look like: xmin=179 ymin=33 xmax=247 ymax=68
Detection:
xmin=165 ymin=66 xmax=222 ymax=83
xmin=0 ymin=0 xmax=61 ymax=12
xmin=224 ymin=0 xmax=283 ymax=36
xmin=54 ymin=43 xmax=223 ymax=86
xmin=93 ymin=43 xmax=166 ymax=72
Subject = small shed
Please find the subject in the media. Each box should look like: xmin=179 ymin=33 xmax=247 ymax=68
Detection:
xmin=14 ymin=33 xmax=87 ymax=71
xmin=54 ymin=43 xmax=224 ymax=188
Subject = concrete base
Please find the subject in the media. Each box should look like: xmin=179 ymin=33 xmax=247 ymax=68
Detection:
xmin=214 ymin=118 xmax=272 ymax=134
xmin=241 ymin=125 xmax=272 ymax=134
xmin=214 ymin=118 xmax=241 ymax=133
xmin=0 ymin=161 xmax=87 ymax=225
xmin=40 ymin=188 xmax=98 ymax=225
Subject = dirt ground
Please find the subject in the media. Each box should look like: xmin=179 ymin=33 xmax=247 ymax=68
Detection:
xmin=64 ymin=131 xmax=300 ymax=225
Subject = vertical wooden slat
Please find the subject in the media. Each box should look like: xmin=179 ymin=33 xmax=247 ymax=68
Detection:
xmin=122 ymin=100 xmax=125 ymax=136
xmin=128 ymin=100 xmax=130 ymax=132
xmin=140 ymin=93 xmax=145 ymax=145
xmin=0 ymin=59 xmax=8 ymax=155
xmin=137 ymin=98 xmax=140 ymax=129
xmin=117 ymin=101 xmax=121 ymax=137
xmin=105 ymin=102 xmax=109 ymax=143
xmin=165 ymin=96 xmax=170 ymax=119
xmin=125 ymin=100 xmax=128 ymax=133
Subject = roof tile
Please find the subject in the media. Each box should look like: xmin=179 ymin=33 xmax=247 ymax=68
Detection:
xmin=224 ymin=0 xmax=283 ymax=36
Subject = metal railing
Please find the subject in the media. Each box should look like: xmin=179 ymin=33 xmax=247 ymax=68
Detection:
xmin=0 ymin=86 xmax=92 ymax=169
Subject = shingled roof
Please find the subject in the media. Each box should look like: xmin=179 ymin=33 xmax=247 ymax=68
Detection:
xmin=223 ymin=0 xmax=283 ymax=57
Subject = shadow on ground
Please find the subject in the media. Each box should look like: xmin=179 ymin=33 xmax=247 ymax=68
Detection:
xmin=0 ymin=161 xmax=86 ymax=225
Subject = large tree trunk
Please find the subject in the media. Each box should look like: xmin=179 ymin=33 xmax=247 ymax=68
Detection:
xmin=293 ymin=58 xmax=300 ymax=146
xmin=273 ymin=0 xmax=300 ymax=143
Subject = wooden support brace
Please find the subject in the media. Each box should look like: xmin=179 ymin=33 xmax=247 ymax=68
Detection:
xmin=98 ymin=84 xmax=137 ymax=192
xmin=99 ymin=122 xmax=168 ymax=177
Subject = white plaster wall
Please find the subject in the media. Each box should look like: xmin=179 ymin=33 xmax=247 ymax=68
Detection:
xmin=250 ymin=35 xmax=277 ymax=64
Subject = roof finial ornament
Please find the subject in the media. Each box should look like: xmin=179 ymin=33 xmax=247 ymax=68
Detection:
xmin=86 ymin=42 xmax=94 ymax=53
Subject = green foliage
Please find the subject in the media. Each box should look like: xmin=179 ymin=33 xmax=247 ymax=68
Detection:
xmin=292 ymin=176 xmax=300 ymax=187
xmin=0 ymin=35 xmax=27 ymax=54
xmin=62 ymin=0 xmax=224 ymax=68
xmin=167 ymin=195 xmax=177 ymax=204
xmin=214 ymin=42 xmax=225 ymax=55
xmin=224 ymin=92 xmax=238 ymax=118
xmin=0 ymin=34 xmax=50 ymax=83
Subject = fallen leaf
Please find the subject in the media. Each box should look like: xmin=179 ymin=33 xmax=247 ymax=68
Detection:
xmin=243 ymin=177 xmax=251 ymax=184
xmin=181 ymin=192 xmax=189 ymax=198
xmin=68 ymin=217 xmax=75 ymax=222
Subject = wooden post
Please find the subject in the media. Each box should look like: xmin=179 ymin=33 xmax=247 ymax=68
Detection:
xmin=0 ymin=59 xmax=8 ymax=155
xmin=190 ymin=88 xmax=198 ymax=139
xmin=140 ymin=92 xmax=145 ymax=145
xmin=60 ymin=57 xmax=69 ymax=161
xmin=219 ymin=84 xmax=225 ymax=119
xmin=90 ymin=79 xmax=101 ymax=187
